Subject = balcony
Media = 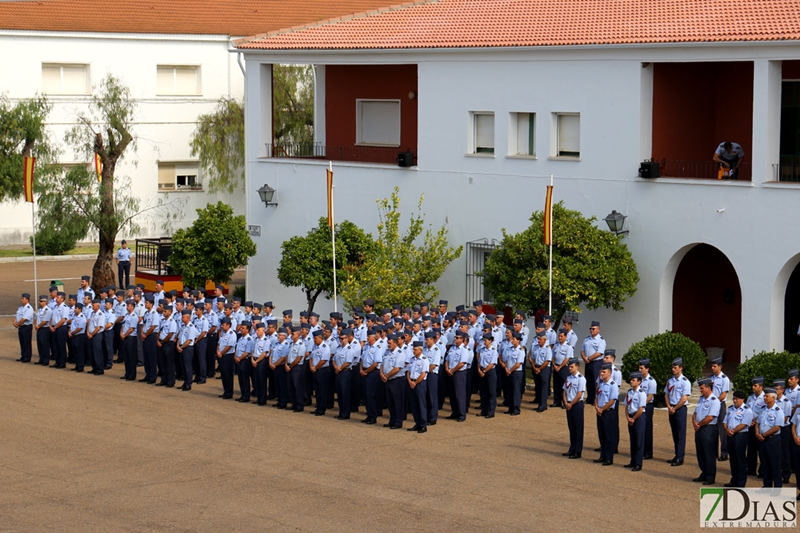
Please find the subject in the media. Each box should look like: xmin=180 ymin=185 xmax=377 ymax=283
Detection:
xmin=265 ymin=142 xmax=411 ymax=166
xmin=773 ymin=156 xmax=800 ymax=182
xmin=658 ymin=159 xmax=752 ymax=181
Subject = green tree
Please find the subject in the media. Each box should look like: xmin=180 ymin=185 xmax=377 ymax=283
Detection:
xmin=482 ymin=201 xmax=639 ymax=327
xmin=340 ymin=187 xmax=462 ymax=311
xmin=273 ymin=64 xmax=314 ymax=148
xmin=0 ymin=94 xmax=55 ymax=200
xmin=278 ymin=217 xmax=375 ymax=314
xmin=170 ymin=201 xmax=257 ymax=288
xmin=189 ymin=97 xmax=244 ymax=194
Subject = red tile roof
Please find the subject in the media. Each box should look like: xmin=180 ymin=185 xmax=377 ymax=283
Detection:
xmin=0 ymin=0 xmax=399 ymax=36
xmin=236 ymin=0 xmax=800 ymax=50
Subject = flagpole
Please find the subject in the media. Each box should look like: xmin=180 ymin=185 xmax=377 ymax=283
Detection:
xmin=31 ymin=201 xmax=38 ymax=299
xmin=548 ymin=174 xmax=553 ymax=316
xmin=330 ymin=161 xmax=338 ymax=312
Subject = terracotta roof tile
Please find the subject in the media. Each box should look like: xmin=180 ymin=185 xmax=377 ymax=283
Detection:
xmin=236 ymin=0 xmax=800 ymax=50
xmin=0 ymin=0 xmax=399 ymax=36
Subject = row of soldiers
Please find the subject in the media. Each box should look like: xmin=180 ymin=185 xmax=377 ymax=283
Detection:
xmin=12 ymin=284 xmax=800 ymax=489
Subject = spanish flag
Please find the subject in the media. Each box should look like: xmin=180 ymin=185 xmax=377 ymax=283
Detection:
xmin=543 ymin=184 xmax=553 ymax=246
xmin=23 ymin=156 xmax=35 ymax=203
xmin=94 ymin=153 xmax=102 ymax=182
xmin=326 ymin=167 xmax=334 ymax=229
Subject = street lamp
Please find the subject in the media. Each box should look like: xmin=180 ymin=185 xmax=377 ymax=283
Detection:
xmin=603 ymin=210 xmax=628 ymax=236
xmin=257 ymin=184 xmax=278 ymax=207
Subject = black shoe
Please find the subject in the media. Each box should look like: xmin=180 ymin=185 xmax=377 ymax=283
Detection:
xmin=568 ymin=454 xmax=581 ymax=459
xmin=623 ymin=463 xmax=635 ymax=468
xmin=181 ymin=385 xmax=191 ymax=391
xmin=407 ymin=426 xmax=420 ymax=431
xmin=717 ymin=455 xmax=728 ymax=462
xmin=292 ymin=408 xmax=304 ymax=412
xmin=147 ymin=379 xmax=156 ymax=384
xmin=389 ymin=425 xmax=402 ymax=430
xmin=631 ymin=465 xmax=642 ymax=472
xmin=510 ymin=412 xmax=519 ymax=416
xmin=336 ymin=416 xmax=350 ymax=420
xmin=105 ymin=365 xmax=113 ymax=370
xmin=417 ymin=427 xmax=427 ymax=433
xmin=383 ymin=423 xmax=393 ymax=428
xmin=643 ymin=454 xmax=653 ymax=460
xmin=550 ymin=404 xmax=559 ymax=408
xmin=314 ymin=411 xmax=325 ymax=416
xmin=138 ymin=377 xmax=149 ymax=382
xmin=723 ymin=482 xmax=735 ymax=487
xmin=196 ymin=379 xmax=206 ymax=385
xmin=457 ymin=418 xmax=466 ymax=422
xmin=428 ymin=421 xmax=437 ymax=426
xmin=445 ymin=414 xmax=458 ymax=420
xmin=692 ymin=476 xmax=706 ymax=482
xmin=593 ymin=458 xmax=605 ymax=463
xmin=671 ymin=460 xmax=684 ymax=466
xmin=485 ymin=414 xmax=495 ymax=419
xmin=235 ymin=397 xmax=246 ymax=402
xmin=257 ymin=401 xmax=267 ymax=406
xmin=155 ymin=382 xmax=166 ymax=386
xmin=275 ymin=405 xmax=287 ymax=410
xmin=365 ymin=419 xmax=377 ymax=425
xmin=165 ymin=384 xmax=174 ymax=388
xmin=667 ymin=457 xmax=677 ymax=464
xmin=562 ymin=452 xmax=573 ymax=457
xmin=702 ymin=480 xmax=715 ymax=486
xmin=92 ymin=370 xmax=104 ymax=375
xmin=602 ymin=461 xmax=613 ymax=466
xmin=219 ymin=395 xmax=233 ymax=399
xmin=536 ymin=407 xmax=547 ymax=412
xmin=125 ymin=377 xmax=135 ymax=381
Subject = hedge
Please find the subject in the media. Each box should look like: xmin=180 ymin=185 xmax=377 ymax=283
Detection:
xmin=731 ymin=351 xmax=800 ymax=393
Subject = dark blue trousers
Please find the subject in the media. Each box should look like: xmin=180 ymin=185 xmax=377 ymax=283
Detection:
xmin=55 ymin=326 xmax=69 ymax=367
xmin=159 ymin=341 xmax=175 ymax=386
xmin=71 ymin=334 xmax=86 ymax=371
xmin=585 ymin=359 xmax=602 ymax=404
xmin=143 ymin=333 xmax=157 ymax=381
xmin=729 ymin=431 xmax=748 ymax=487
xmin=103 ymin=330 xmax=114 ymax=367
xmin=553 ymin=366 xmax=568 ymax=407
xmin=205 ymin=333 xmax=217 ymax=378
xmin=439 ymin=371 xmax=449 ymax=409
xmin=313 ymin=366 xmax=330 ymax=413
xmin=760 ymin=434 xmax=783 ymax=488
xmin=534 ymin=366 xmax=551 ymax=410
xmin=426 ymin=372 xmax=439 ymax=423
xmin=335 ymin=369 xmax=352 ymax=418
xmin=479 ymin=368 xmax=497 ymax=416
xmin=781 ymin=427 xmax=792 ymax=481
xmin=350 ymin=367 xmax=362 ymax=411
xmin=509 ymin=370 xmax=523 ymax=414
xmin=123 ymin=336 xmax=137 ymax=379
xmin=718 ymin=401 xmax=728 ymax=457
xmin=410 ymin=380 xmax=428 ymax=430
xmin=92 ymin=334 xmax=104 ymax=372
xmin=181 ymin=346 xmax=194 ymax=389
xmin=386 ymin=377 xmax=405 ymax=427
xmin=219 ymin=353 xmax=235 ymax=398
xmin=288 ymin=364 xmax=305 ymax=410
xmin=628 ymin=414 xmax=646 ymax=466
xmin=669 ymin=405 xmax=687 ymax=461
xmin=194 ymin=338 xmax=207 ymax=381
xmin=274 ymin=364 xmax=288 ymax=407
xmin=364 ymin=370 xmax=380 ymax=420
xmin=644 ymin=403 xmax=654 ymax=456
xmin=597 ymin=406 xmax=617 ymax=462
xmin=18 ymin=324 xmax=32 ymax=361
xmin=450 ymin=370 xmax=467 ymax=420
xmin=567 ymin=402 xmax=584 ymax=455
xmin=36 ymin=326 xmax=51 ymax=364
xmin=254 ymin=358 xmax=268 ymax=404
xmin=237 ymin=357 xmax=252 ymax=399
xmin=696 ymin=423 xmax=718 ymax=481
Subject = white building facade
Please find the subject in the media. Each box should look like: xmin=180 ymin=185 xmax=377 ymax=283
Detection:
xmin=237 ymin=3 xmax=800 ymax=362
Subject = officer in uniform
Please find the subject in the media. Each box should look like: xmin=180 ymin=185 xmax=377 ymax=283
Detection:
xmin=49 ymin=292 xmax=69 ymax=369
xmin=102 ymin=298 xmax=116 ymax=369
xmin=501 ymin=332 xmax=526 ymax=416
xmin=234 ymin=321 xmax=254 ymax=402
xmin=156 ymin=305 xmax=177 ymax=387
xmin=204 ymin=301 xmax=219 ymax=379
xmin=192 ymin=305 xmax=208 ymax=384
xmin=747 ymin=376 xmax=767 ymax=476
xmin=269 ymin=327 xmax=290 ymax=408
xmin=581 ymin=321 xmax=605 ymax=405
xmin=115 ymin=240 xmax=132 ymax=288
xmin=381 ymin=333 xmax=406 ymax=429
xmin=308 ymin=330 xmax=331 ymax=416
xmin=477 ymin=333 xmax=498 ymax=418
xmin=14 ymin=293 xmax=34 ymax=362
xmin=140 ymin=296 xmax=159 ymax=383
xmin=665 ymin=357 xmax=692 ymax=466
xmin=624 ymin=371 xmax=647 ymax=471
xmin=360 ymin=328 xmax=383 ymax=425
xmin=87 ymin=299 xmax=106 ymax=374
xmin=251 ymin=323 xmax=270 ymax=405
xmin=68 ymin=302 xmax=87 ymax=372
xmin=551 ymin=329 xmax=573 ymax=408
xmin=119 ymin=299 xmax=138 ymax=380
xmin=692 ymin=378 xmax=721 ymax=485
xmin=775 ymin=379 xmax=794 ymax=483
xmin=530 ymin=331 xmax=552 ymax=412
xmin=756 ymin=387 xmax=784 ymax=488
xmin=444 ymin=332 xmax=469 ymax=422
xmin=710 ymin=356 xmax=730 ymax=461
xmin=34 ymin=295 xmax=52 ymax=365
xmin=331 ymin=327 xmax=354 ymax=419
xmin=215 ymin=318 xmax=236 ymax=399
xmin=176 ymin=309 xmax=198 ymax=391
xmin=407 ymin=340 xmax=429 ymax=433
xmin=76 ymin=275 xmax=95 ymax=305
xmin=423 ymin=331 xmax=441 ymax=424
xmin=724 ymin=390 xmax=753 ymax=487
xmin=638 ymin=359 xmax=657 ymax=460
xmin=594 ymin=362 xmax=619 ymax=466
xmin=285 ymin=326 xmax=307 ymax=412
xmin=563 ymin=358 xmax=586 ymax=459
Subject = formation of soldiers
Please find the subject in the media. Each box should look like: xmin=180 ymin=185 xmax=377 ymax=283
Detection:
xmin=11 ymin=279 xmax=800 ymax=492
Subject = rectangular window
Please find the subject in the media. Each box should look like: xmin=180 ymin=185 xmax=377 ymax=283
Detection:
xmin=510 ymin=112 xmax=535 ymax=156
xmin=42 ymin=64 xmax=89 ymax=95
xmin=158 ymin=162 xmax=201 ymax=191
xmin=156 ymin=66 xmax=200 ymax=95
xmin=158 ymin=164 xmax=176 ymax=190
xmin=471 ymin=112 xmax=495 ymax=154
xmin=356 ymin=99 xmax=400 ymax=146
xmin=554 ymin=113 xmax=580 ymax=158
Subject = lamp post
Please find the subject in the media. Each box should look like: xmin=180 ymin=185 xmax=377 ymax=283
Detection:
xmin=257 ymin=184 xmax=278 ymax=207
xmin=603 ymin=210 xmax=628 ymax=237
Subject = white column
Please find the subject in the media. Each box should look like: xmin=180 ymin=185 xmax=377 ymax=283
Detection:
xmin=751 ymin=60 xmax=782 ymax=185
xmin=639 ymin=63 xmax=654 ymax=161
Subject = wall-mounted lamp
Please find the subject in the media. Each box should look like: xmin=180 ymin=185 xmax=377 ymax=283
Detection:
xmin=257 ymin=183 xmax=278 ymax=207
xmin=603 ymin=210 xmax=629 ymax=237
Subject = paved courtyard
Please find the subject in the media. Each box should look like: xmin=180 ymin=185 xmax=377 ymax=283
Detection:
xmin=0 ymin=259 xmax=740 ymax=532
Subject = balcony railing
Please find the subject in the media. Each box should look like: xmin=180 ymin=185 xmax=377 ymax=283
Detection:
xmin=658 ymin=159 xmax=752 ymax=181
xmin=265 ymin=142 xmax=406 ymax=165
xmin=773 ymin=156 xmax=800 ymax=182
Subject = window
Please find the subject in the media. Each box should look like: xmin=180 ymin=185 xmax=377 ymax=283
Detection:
xmin=158 ymin=162 xmax=201 ymax=191
xmin=356 ymin=99 xmax=400 ymax=146
xmin=157 ymin=66 xmax=200 ymax=95
xmin=553 ymin=113 xmax=580 ymax=158
xmin=470 ymin=112 xmax=495 ymax=154
xmin=42 ymin=64 xmax=89 ymax=95
xmin=510 ymin=112 xmax=535 ymax=156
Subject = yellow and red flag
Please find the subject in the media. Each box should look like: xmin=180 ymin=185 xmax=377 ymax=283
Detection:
xmin=543 ymin=184 xmax=553 ymax=246
xmin=23 ymin=156 xmax=35 ymax=203
xmin=326 ymin=167 xmax=334 ymax=228
xmin=94 ymin=153 xmax=103 ymax=182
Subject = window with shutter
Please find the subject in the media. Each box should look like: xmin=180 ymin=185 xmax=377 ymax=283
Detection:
xmin=356 ymin=100 xmax=401 ymax=146
xmin=556 ymin=113 xmax=580 ymax=157
xmin=473 ymin=113 xmax=495 ymax=154
xmin=156 ymin=66 xmax=200 ymax=95
xmin=510 ymin=112 xmax=535 ymax=156
xmin=42 ymin=64 xmax=89 ymax=95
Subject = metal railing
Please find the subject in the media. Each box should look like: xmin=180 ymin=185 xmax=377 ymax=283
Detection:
xmin=773 ymin=156 xmax=800 ymax=182
xmin=265 ymin=142 xmax=407 ymax=165
xmin=466 ymin=238 xmax=498 ymax=305
xmin=659 ymin=159 xmax=752 ymax=181
xmin=135 ymin=238 xmax=173 ymax=276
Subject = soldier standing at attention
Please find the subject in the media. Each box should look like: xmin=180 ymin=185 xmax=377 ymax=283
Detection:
xmin=724 ymin=390 xmax=753 ymax=487
xmin=477 ymin=333 xmax=498 ymax=418
xmin=774 ymin=379 xmax=794 ymax=483
xmin=756 ymin=387 xmax=784 ymax=488
xmin=530 ymin=331 xmax=552 ymax=412
xmin=215 ymin=317 xmax=237 ymax=399
xmin=68 ymin=303 xmax=87 ymax=372
xmin=594 ymin=363 xmax=619 ymax=466
xmin=381 ymin=333 xmax=405 ymax=429
xmin=638 ymin=359 xmax=657 ymax=460
xmin=407 ymin=341 xmax=429 ymax=433
xmin=360 ymin=328 xmax=383 ymax=425
xmin=34 ymin=295 xmax=52 ymax=366
xmin=692 ymin=378 xmax=721 ymax=485
xmin=562 ymin=358 xmax=586 ymax=459
xmin=234 ymin=322 xmax=254 ymax=402
xmin=139 ymin=296 xmax=159 ymax=384
xmin=308 ymin=330 xmax=331 ymax=416
xmin=423 ymin=331 xmax=441 ymax=424
xmin=624 ymin=372 xmax=647 ymax=471
xmin=747 ymin=376 xmax=767 ymax=476
xmin=581 ymin=321 xmax=605 ymax=405
xmin=156 ymin=305 xmax=177 ymax=387
xmin=87 ymin=299 xmax=106 ymax=375
xmin=115 ymin=240 xmax=132 ymax=288
xmin=176 ymin=310 xmax=198 ymax=391
xmin=14 ymin=293 xmax=34 ymax=363
xmin=551 ymin=329 xmax=573 ymax=408
xmin=285 ymin=326 xmax=307 ymax=412
xmin=710 ymin=357 xmax=730 ymax=462
xmin=251 ymin=323 xmax=270 ymax=405
xmin=331 ymin=327 xmax=354 ymax=420
xmin=665 ymin=358 xmax=692 ymax=467
xmin=119 ymin=299 xmax=138 ymax=380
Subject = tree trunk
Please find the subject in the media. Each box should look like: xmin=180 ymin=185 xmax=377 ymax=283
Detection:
xmin=91 ymin=133 xmax=118 ymax=292
xmin=306 ymin=289 xmax=322 ymax=316
xmin=92 ymin=232 xmax=116 ymax=291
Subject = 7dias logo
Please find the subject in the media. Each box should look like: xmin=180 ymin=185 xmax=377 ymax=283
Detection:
xmin=700 ymin=488 xmax=796 ymax=527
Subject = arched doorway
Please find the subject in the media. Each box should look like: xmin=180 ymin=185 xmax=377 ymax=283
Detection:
xmin=672 ymin=244 xmax=742 ymax=362
xmin=786 ymin=263 xmax=800 ymax=354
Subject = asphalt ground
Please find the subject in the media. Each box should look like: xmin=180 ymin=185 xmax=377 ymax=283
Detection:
xmin=0 ymin=260 xmax=746 ymax=532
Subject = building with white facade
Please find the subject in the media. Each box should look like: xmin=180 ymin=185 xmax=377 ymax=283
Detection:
xmin=236 ymin=0 xmax=800 ymax=362
xmin=0 ymin=0 xmax=398 ymax=244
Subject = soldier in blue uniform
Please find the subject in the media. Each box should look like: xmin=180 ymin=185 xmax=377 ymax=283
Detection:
xmin=423 ymin=331 xmax=441 ymax=424
xmin=594 ymin=362 xmax=619 ymax=465
xmin=774 ymin=380 xmax=793 ymax=483
xmin=360 ymin=328 xmax=383 ymax=425
xmin=176 ymin=309 xmax=198 ymax=391
xmin=724 ymin=390 xmax=753 ymax=487
xmin=407 ymin=340 xmax=429 ymax=433
xmin=87 ymin=299 xmax=106 ymax=374
xmin=119 ymin=299 xmax=138 ymax=380
xmin=756 ymin=387 xmax=784 ymax=488
xmin=665 ymin=357 xmax=692 ymax=466
xmin=381 ymin=333 xmax=406 ymax=429
xmin=14 ymin=293 xmax=34 ymax=362
xmin=747 ymin=376 xmax=766 ymax=476
xmin=563 ymin=358 xmax=586 ymax=459
xmin=551 ymin=329 xmax=573 ymax=408
xmin=581 ymin=321 xmax=605 ymax=405
xmin=445 ymin=332 xmax=469 ymax=422
xmin=139 ymin=296 xmax=159 ymax=383
xmin=309 ymin=330 xmax=331 ymax=416
xmin=251 ymin=323 xmax=270 ymax=405
xmin=49 ymin=292 xmax=69 ymax=368
xmin=477 ymin=333 xmax=498 ymax=418
xmin=115 ymin=240 xmax=132 ymax=288
xmin=215 ymin=318 xmax=237 ymax=399
xmin=710 ymin=356 xmax=730 ymax=462
xmin=638 ymin=358 xmax=657 ymax=460
xmin=530 ymin=331 xmax=552 ymax=412
xmin=234 ymin=321 xmax=254 ymax=402
xmin=624 ymin=371 xmax=647 ymax=471
xmin=156 ymin=305 xmax=177 ymax=387
xmin=501 ymin=332 xmax=526 ymax=416
xmin=285 ymin=326 xmax=307 ymax=412
xmin=102 ymin=298 xmax=116 ymax=369
xmin=331 ymin=327 xmax=354 ymax=419
xmin=692 ymin=377 xmax=721 ymax=485
xmin=34 ymin=295 xmax=52 ymax=365
xmin=68 ymin=302 xmax=87 ymax=372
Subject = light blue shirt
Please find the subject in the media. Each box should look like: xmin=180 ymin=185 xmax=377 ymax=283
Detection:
xmin=446 ymin=344 xmax=465 ymax=371
xmin=503 ymin=345 xmax=526 ymax=372
xmin=116 ymin=247 xmax=132 ymax=261
xmin=407 ymin=355 xmax=428 ymax=380
xmin=16 ymin=303 xmax=34 ymax=324
xmin=532 ymin=344 xmax=552 ymax=366
xmin=552 ymin=342 xmax=573 ymax=366
xmin=178 ymin=322 xmax=198 ymax=346
xmin=333 ymin=343 xmax=353 ymax=368
xmin=235 ymin=334 xmax=254 ymax=357
xmin=666 ymin=374 xmax=692 ymax=405
xmin=252 ymin=334 xmax=270 ymax=360
xmin=566 ymin=330 xmax=578 ymax=349
xmin=423 ymin=344 xmax=441 ymax=373
xmin=581 ymin=334 xmax=606 ymax=361
xmin=122 ymin=312 xmax=139 ymax=336
xmin=478 ymin=346 xmax=498 ymax=369
xmin=597 ymin=378 xmax=619 ymax=409
xmin=641 ymin=375 xmax=657 ymax=403
xmin=50 ymin=303 xmax=68 ymax=327
xmin=217 ymin=330 xmax=237 ymax=354
xmin=791 ymin=409 xmax=800 ymax=437
xmin=625 ymin=387 xmax=647 ymax=415
xmin=565 ymin=372 xmax=586 ymax=403
xmin=310 ymin=341 xmax=331 ymax=367
xmin=724 ymin=403 xmax=753 ymax=433
xmin=382 ymin=348 xmax=404 ymax=379
xmin=159 ymin=316 xmax=177 ymax=341
xmin=757 ymin=405 xmax=784 ymax=435
xmin=711 ymin=372 xmax=730 ymax=400
xmin=270 ymin=339 xmax=290 ymax=364
xmin=36 ymin=306 xmax=52 ymax=327
xmin=747 ymin=391 xmax=767 ymax=419
xmin=777 ymin=396 xmax=792 ymax=425
xmin=143 ymin=309 xmax=160 ymax=334
xmin=286 ymin=340 xmax=306 ymax=366
xmin=69 ymin=313 xmax=86 ymax=335
xmin=694 ymin=394 xmax=721 ymax=424
xmin=361 ymin=342 xmax=384 ymax=369
xmin=89 ymin=308 xmax=106 ymax=335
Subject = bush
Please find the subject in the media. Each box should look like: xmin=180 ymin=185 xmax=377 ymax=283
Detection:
xmin=232 ymin=284 xmax=246 ymax=300
xmin=732 ymin=351 xmax=800 ymax=393
xmin=620 ymin=331 xmax=706 ymax=407
xmin=31 ymin=226 xmax=79 ymax=255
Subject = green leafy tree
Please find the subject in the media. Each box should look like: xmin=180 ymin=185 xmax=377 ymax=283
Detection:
xmin=278 ymin=217 xmax=375 ymax=314
xmin=340 ymin=187 xmax=462 ymax=311
xmin=273 ymin=64 xmax=314 ymax=148
xmin=189 ymin=97 xmax=244 ymax=194
xmin=482 ymin=201 xmax=639 ymax=327
xmin=170 ymin=202 xmax=257 ymax=288
xmin=731 ymin=351 xmax=800 ymax=393
xmin=620 ymin=331 xmax=706 ymax=407
xmin=0 ymin=94 xmax=56 ymax=200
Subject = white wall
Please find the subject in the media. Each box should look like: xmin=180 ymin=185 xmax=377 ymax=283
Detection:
xmin=0 ymin=30 xmax=246 ymax=245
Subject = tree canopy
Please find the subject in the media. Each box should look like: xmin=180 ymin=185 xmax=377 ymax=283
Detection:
xmin=340 ymin=187 xmax=462 ymax=311
xmin=278 ymin=217 xmax=375 ymax=314
xmin=482 ymin=201 xmax=639 ymax=326
xmin=170 ymin=201 xmax=257 ymax=288
xmin=0 ymin=94 xmax=55 ymax=201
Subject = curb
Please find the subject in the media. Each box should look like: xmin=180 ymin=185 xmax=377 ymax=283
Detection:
xmin=0 ymin=254 xmax=100 ymax=264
